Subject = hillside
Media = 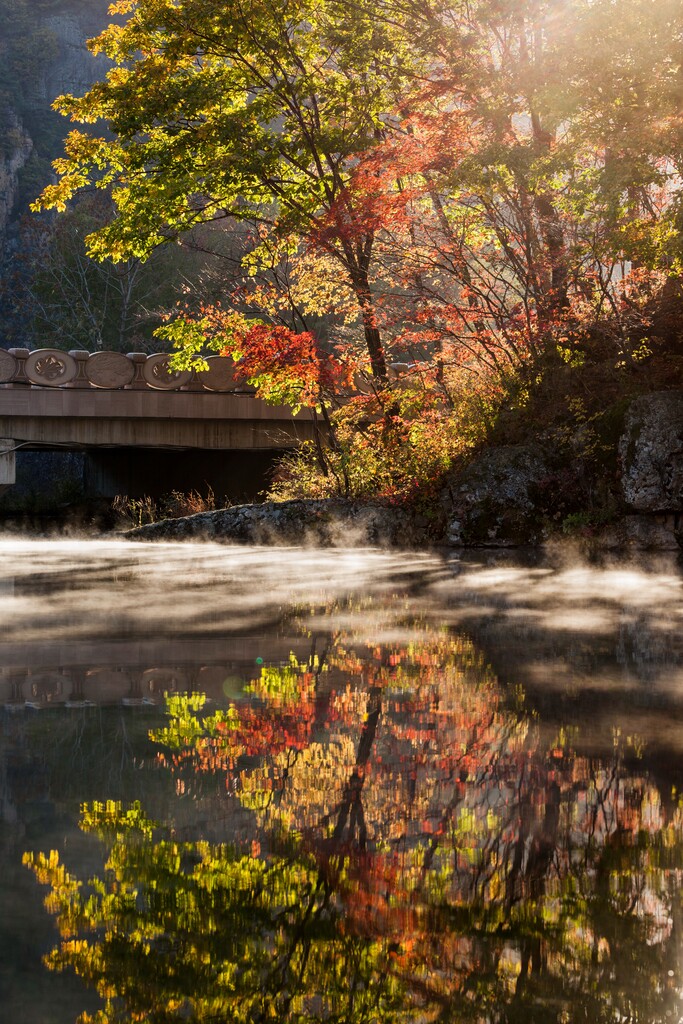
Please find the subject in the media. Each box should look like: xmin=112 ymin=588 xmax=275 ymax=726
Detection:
xmin=0 ymin=0 xmax=110 ymax=243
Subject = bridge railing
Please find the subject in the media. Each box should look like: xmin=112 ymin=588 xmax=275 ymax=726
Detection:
xmin=0 ymin=347 xmax=255 ymax=393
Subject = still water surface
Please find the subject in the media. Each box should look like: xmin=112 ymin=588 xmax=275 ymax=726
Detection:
xmin=2 ymin=539 xmax=683 ymax=1022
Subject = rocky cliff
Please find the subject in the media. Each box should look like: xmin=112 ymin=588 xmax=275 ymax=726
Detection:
xmin=0 ymin=0 xmax=111 ymax=248
xmin=0 ymin=115 xmax=32 ymax=244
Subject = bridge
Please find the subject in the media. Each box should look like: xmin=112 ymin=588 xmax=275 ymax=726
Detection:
xmin=0 ymin=347 xmax=316 ymax=501
xmin=0 ymin=633 xmax=310 ymax=709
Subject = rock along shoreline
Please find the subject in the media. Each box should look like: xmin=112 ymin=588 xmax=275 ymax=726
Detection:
xmin=127 ymin=391 xmax=683 ymax=552
xmin=126 ymin=497 xmax=683 ymax=552
xmin=126 ymin=498 xmax=434 ymax=548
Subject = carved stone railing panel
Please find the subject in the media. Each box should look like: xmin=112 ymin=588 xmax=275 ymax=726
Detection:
xmin=86 ymin=350 xmax=136 ymax=389
xmin=25 ymin=349 xmax=78 ymax=387
xmin=143 ymin=353 xmax=193 ymax=390
xmin=0 ymin=350 xmax=17 ymax=383
xmin=0 ymin=348 xmax=255 ymax=393
xmin=198 ymin=355 xmax=241 ymax=392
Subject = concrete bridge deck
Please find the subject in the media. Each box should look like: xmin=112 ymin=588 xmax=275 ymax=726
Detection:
xmin=0 ymin=347 xmax=314 ymax=448
xmin=0 ymin=348 xmax=316 ymax=496
xmin=0 ymin=386 xmax=315 ymax=449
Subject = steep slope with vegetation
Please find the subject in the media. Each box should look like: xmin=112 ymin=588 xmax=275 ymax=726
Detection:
xmin=0 ymin=0 xmax=110 ymax=343
xmin=0 ymin=0 xmax=232 ymax=351
xmin=0 ymin=0 xmax=110 ymax=238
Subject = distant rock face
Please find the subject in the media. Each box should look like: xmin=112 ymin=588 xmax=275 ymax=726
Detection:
xmin=0 ymin=116 xmax=33 ymax=242
xmin=619 ymin=392 xmax=683 ymax=512
xmin=442 ymin=444 xmax=549 ymax=546
xmin=42 ymin=6 xmax=112 ymax=103
xmin=0 ymin=1 xmax=111 ymax=246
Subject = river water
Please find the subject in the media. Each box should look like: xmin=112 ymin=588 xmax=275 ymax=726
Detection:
xmin=2 ymin=539 xmax=683 ymax=1023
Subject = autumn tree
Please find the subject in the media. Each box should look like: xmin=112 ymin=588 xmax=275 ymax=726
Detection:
xmin=392 ymin=0 xmax=674 ymax=367
xmin=150 ymin=0 xmax=683 ymax=434
xmin=36 ymin=1 xmax=683 ymax=372
xmin=32 ymin=0 xmax=683 ymax=503
xmin=35 ymin=0 xmax=424 ymax=379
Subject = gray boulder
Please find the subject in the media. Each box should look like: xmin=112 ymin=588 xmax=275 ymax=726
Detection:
xmin=127 ymin=498 xmax=428 ymax=547
xmin=619 ymin=392 xmax=683 ymax=512
xmin=593 ymin=514 xmax=681 ymax=551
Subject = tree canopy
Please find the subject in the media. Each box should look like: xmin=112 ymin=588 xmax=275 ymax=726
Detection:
xmin=37 ymin=0 xmax=424 ymax=376
xmin=33 ymin=0 xmax=683 ymax=502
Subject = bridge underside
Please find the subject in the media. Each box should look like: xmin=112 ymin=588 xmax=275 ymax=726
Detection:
xmin=86 ymin=447 xmax=283 ymax=503
xmin=0 ymin=388 xmax=316 ymax=449
xmin=0 ymin=388 xmax=317 ymax=505
xmin=1 ymin=445 xmax=292 ymax=507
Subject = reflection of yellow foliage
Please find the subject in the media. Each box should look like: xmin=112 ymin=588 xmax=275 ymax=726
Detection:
xmin=246 ymin=652 xmax=321 ymax=705
xmin=24 ymin=800 xmax=409 ymax=1024
xmin=101 ymin=614 xmax=683 ymax=1021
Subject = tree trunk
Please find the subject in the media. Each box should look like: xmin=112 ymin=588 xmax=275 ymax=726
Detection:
xmin=345 ymin=251 xmax=387 ymax=380
xmin=530 ymin=112 xmax=569 ymax=313
xmin=362 ymin=312 xmax=387 ymax=381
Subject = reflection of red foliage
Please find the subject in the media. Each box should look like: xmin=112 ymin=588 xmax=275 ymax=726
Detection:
xmin=220 ymin=702 xmax=316 ymax=759
xmin=160 ymin=627 xmax=678 ymax=971
xmin=154 ymin=620 xmax=683 ymax=1015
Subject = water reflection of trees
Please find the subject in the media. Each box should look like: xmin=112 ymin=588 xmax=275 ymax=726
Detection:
xmin=25 ymin=620 xmax=683 ymax=1022
xmin=26 ymin=804 xmax=406 ymax=1024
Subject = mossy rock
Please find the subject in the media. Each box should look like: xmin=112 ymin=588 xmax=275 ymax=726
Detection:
xmin=619 ymin=392 xmax=683 ymax=512
xmin=443 ymin=445 xmax=550 ymax=546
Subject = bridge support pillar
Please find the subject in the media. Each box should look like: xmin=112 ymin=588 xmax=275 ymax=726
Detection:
xmin=0 ymin=439 xmax=16 ymax=497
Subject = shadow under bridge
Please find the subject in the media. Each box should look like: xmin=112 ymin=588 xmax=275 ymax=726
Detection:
xmin=0 ymin=348 xmax=317 ymax=503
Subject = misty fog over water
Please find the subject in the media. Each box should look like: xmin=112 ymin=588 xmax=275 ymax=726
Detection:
xmin=2 ymin=539 xmax=683 ymax=1022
